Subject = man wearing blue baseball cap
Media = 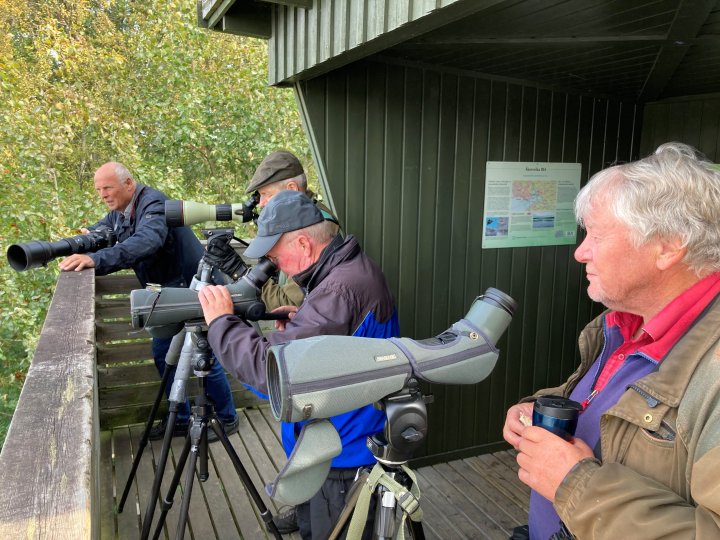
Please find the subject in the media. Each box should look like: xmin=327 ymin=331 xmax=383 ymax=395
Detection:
xmin=198 ymin=190 xmax=400 ymax=539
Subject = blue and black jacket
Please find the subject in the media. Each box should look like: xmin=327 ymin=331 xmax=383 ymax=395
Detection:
xmin=207 ymin=234 xmax=400 ymax=468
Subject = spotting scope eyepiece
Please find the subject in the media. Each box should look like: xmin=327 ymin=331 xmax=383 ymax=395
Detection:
xmin=165 ymin=192 xmax=260 ymax=227
xmin=130 ymin=257 xmax=277 ymax=338
xmin=266 ymin=287 xmax=517 ymax=423
xmin=7 ymin=227 xmax=117 ymax=272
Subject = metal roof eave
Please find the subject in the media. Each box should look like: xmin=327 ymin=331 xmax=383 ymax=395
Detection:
xmin=198 ymin=0 xmax=502 ymax=86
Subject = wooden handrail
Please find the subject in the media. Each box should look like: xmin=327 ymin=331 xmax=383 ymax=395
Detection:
xmin=0 ymin=270 xmax=98 ymax=539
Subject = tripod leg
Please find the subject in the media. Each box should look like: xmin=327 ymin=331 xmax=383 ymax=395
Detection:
xmin=328 ymin=471 xmax=370 ymax=540
xmin=175 ymin=436 xmax=200 ymax=540
xmin=150 ymin=431 xmax=192 ymax=540
xmin=374 ymin=486 xmax=397 ymax=539
xmin=141 ymin=407 xmax=181 ymax=540
xmin=208 ymin=416 xmax=283 ymax=540
xmin=119 ymin=365 xmax=173 ymax=513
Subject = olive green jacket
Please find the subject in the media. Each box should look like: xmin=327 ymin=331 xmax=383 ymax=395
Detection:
xmin=261 ymin=276 xmax=305 ymax=309
xmin=533 ymin=296 xmax=720 ymax=539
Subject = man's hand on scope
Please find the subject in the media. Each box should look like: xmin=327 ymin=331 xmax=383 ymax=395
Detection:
xmin=272 ymin=306 xmax=298 ymax=331
xmin=58 ymin=228 xmax=94 ymax=272
xmin=198 ymin=285 xmax=234 ymax=326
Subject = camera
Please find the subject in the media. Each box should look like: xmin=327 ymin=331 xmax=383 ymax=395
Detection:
xmin=130 ymin=257 xmax=277 ymax=338
xmin=7 ymin=226 xmax=117 ymax=272
xmin=165 ymin=192 xmax=260 ymax=227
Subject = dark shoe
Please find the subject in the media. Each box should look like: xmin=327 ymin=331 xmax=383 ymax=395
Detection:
xmin=149 ymin=417 xmax=189 ymax=441
xmin=271 ymin=505 xmax=299 ymax=534
xmin=207 ymin=415 xmax=240 ymax=443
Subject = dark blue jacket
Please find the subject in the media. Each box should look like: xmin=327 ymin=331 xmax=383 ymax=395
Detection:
xmin=88 ymin=184 xmax=203 ymax=287
xmin=207 ymin=234 xmax=400 ymax=467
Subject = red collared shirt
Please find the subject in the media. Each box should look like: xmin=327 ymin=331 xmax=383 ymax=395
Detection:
xmin=594 ymin=272 xmax=720 ymax=394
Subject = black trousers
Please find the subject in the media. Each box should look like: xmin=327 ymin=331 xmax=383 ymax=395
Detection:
xmin=296 ymin=468 xmax=376 ymax=540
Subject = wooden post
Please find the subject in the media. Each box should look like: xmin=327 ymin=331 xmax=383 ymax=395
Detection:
xmin=0 ymin=270 xmax=97 ymax=539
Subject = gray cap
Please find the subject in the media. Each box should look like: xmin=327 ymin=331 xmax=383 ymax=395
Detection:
xmin=246 ymin=151 xmax=304 ymax=194
xmin=244 ymin=190 xmax=324 ymax=259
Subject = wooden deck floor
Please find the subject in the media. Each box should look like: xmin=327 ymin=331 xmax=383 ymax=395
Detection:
xmin=100 ymin=406 xmax=529 ymax=539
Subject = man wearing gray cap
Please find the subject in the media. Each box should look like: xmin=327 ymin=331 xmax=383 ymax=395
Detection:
xmin=246 ymin=150 xmax=340 ymax=310
xmin=198 ymin=190 xmax=399 ymax=539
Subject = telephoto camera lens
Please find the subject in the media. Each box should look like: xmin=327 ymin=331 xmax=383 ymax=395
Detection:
xmin=532 ymin=395 xmax=583 ymax=441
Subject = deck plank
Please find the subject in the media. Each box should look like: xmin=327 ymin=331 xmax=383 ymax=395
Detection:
xmin=101 ymin=406 xmax=529 ymax=539
xmin=99 ymin=430 xmax=116 ymax=540
xmin=416 ymin=465 xmax=506 ymax=540
xmin=112 ymin=426 xmax=142 ymax=537
xmin=470 ymin=453 xmax=531 ymax=512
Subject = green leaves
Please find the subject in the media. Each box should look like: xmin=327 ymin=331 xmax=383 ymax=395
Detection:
xmin=0 ymin=0 xmax=312 ymax=448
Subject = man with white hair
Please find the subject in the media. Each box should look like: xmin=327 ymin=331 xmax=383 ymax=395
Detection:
xmin=503 ymin=143 xmax=720 ymax=539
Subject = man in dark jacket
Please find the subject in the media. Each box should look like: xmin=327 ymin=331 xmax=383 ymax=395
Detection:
xmin=59 ymin=161 xmax=238 ymax=440
xmin=197 ymin=190 xmax=399 ymax=539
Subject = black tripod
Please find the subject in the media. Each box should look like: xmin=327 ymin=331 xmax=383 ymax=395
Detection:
xmin=117 ymin=327 xmax=185 ymax=514
xmin=329 ymin=381 xmax=432 ymax=540
xmin=121 ymin=234 xmax=281 ymax=539
xmin=141 ymin=322 xmax=281 ymax=540
xmin=119 ymin=229 xmax=245 ymax=514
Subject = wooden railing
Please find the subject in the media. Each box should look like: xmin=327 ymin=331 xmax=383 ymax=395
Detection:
xmin=0 ymin=268 xmax=264 ymax=539
xmin=0 ymin=270 xmax=97 ymax=539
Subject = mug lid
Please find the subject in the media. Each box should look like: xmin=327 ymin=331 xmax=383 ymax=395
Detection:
xmin=533 ymin=395 xmax=583 ymax=419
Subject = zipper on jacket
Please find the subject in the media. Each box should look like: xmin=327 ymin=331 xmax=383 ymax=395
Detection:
xmin=627 ymin=383 xmax=659 ymax=407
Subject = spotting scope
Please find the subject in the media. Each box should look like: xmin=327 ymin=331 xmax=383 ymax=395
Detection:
xmin=7 ymin=227 xmax=117 ymax=272
xmin=266 ymin=287 xmax=516 ymax=423
xmin=130 ymin=257 xmax=276 ymax=338
xmin=165 ymin=192 xmax=260 ymax=227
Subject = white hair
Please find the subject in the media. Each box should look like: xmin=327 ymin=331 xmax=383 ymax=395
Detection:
xmin=277 ymin=173 xmax=307 ymax=192
xmin=575 ymin=142 xmax=720 ymax=275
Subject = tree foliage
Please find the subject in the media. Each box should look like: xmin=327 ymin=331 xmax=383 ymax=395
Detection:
xmin=0 ymin=0 xmax=309 ymax=446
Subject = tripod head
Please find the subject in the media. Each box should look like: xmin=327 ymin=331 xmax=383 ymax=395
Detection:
xmin=368 ymin=379 xmax=433 ymax=466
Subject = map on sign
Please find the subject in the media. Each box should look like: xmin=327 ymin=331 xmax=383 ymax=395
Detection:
xmin=482 ymin=162 xmax=581 ymax=249
xmin=511 ymin=181 xmax=557 ymax=213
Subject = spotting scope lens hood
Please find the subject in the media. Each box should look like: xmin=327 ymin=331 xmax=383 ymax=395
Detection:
xmin=266 ymin=287 xmax=516 ymax=423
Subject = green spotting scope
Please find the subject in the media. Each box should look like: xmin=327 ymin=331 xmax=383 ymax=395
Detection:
xmin=266 ymin=287 xmax=516 ymax=423
xmin=165 ymin=192 xmax=259 ymax=227
xmin=130 ymin=257 xmax=276 ymax=338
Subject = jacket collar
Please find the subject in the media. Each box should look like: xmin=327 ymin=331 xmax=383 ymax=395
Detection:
xmin=632 ymin=293 xmax=720 ymax=407
xmin=293 ymin=234 xmax=358 ymax=292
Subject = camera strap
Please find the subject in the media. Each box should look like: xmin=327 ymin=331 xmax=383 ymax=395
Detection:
xmin=346 ymin=462 xmax=423 ymax=540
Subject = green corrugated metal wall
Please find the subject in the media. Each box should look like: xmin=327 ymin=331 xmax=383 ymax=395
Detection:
xmin=267 ymin=0 xmax=473 ymax=85
xmin=640 ymin=94 xmax=720 ymax=160
xmin=296 ymin=58 xmax=642 ymax=463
